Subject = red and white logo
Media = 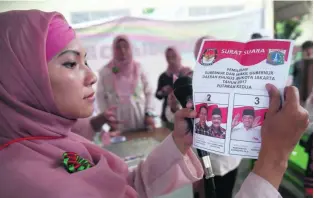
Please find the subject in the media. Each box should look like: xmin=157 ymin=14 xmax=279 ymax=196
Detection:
xmin=200 ymin=48 xmax=217 ymax=66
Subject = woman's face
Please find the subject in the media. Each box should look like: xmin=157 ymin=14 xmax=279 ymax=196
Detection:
xmin=166 ymin=49 xmax=179 ymax=66
xmin=115 ymin=39 xmax=131 ymax=61
xmin=48 ymin=39 xmax=97 ymax=119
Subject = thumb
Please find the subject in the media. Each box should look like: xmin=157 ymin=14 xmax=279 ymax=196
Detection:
xmin=266 ymin=84 xmax=281 ymax=116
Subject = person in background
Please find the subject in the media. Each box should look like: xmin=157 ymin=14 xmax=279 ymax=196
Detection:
xmin=303 ymin=93 xmax=313 ymax=198
xmin=96 ymin=35 xmax=156 ymax=133
xmin=304 ymin=132 xmax=313 ymax=198
xmin=0 ymin=10 xmax=310 ymax=198
xmin=292 ymin=40 xmax=313 ymax=104
xmin=155 ymin=47 xmax=191 ymax=129
xmin=72 ymin=107 xmax=120 ymax=140
xmin=251 ymin=32 xmax=263 ymax=39
xmin=164 ymin=68 xmax=193 ymax=127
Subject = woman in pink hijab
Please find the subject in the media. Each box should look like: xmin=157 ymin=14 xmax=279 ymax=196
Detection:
xmin=0 ymin=10 xmax=309 ymax=198
xmin=96 ymin=35 xmax=156 ymax=133
xmin=0 ymin=10 xmax=203 ymax=198
xmin=155 ymin=47 xmax=192 ymax=128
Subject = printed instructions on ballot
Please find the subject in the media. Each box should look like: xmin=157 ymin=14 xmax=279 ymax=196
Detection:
xmin=192 ymin=39 xmax=294 ymax=158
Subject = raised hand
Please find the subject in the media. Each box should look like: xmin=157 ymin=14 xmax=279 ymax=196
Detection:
xmin=253 ymin=84 xmax=309 ymax=189
xmin=252 ymin=116 xmax=261 ymax=128
xmin=231 ymin=113 xmax=240 ymax=129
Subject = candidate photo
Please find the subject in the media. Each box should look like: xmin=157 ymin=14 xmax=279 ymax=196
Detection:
xmin=194 ymin=104 xmax=210 ymax=135
xmin=208 ymin=107 xmax=226 ymax=139
xmin=231 ymin=107 xmax=262 ymax=142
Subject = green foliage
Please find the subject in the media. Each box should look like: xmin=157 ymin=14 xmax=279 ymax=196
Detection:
xmin=142 ymin=8 xmax=155 ymax=15
xmin=275 ymin=17 xmax=303 ymax=40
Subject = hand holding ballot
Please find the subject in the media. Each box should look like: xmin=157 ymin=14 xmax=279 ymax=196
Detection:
xmin=192 ymin=39 xmax=295 ymax=158
xmin=253 ymin=84 xmax=309 ymax=189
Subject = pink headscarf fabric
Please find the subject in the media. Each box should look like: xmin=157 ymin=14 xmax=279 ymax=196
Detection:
xmin=46 ymin=15 xmax=76 ymax=61
xmin=165 ymin=46 xmax=183 ymax=76
xmin=106 ymin=35 xmax=139 ymax=99
xmin=0 ymin=10 xmax=137 ymax=198
xmin=165 ymin=47 xmax=192 ymax=77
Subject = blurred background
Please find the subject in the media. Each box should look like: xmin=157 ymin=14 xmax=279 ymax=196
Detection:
xmin=0 ymin=0 xmax=312 ymax=197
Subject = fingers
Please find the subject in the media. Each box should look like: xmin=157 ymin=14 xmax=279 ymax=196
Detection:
xmin=266 ymin=84 xmax=281 ymax=115
xmin=186 ymin=101 xmax=193 ymax=109
xmin=175 ymin=108 xmax=196 ymax=120
xmin=233 ymin=114 xmax=240 ymax=122
xmin=282 ymin=86 xmax=300 ymax=110
xmin=108 ymin=116 xmax=124 ymax=124
xmin=254 ymin=116 xmax=261 ymax=123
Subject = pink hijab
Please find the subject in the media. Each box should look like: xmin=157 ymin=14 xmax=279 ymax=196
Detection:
xmin=106 ymin=35 xmax=139 ymax=99
xmin=165 ymin=47 xmax=192 ymax=77
xmin=165 ymin=47 xmax=184 ymax=76
xmin=0 ymin=10 xmax=137 ymax=198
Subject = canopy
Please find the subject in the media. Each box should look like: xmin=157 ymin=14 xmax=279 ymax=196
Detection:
xmin=274 ymin=1 xmax=312 ymax=21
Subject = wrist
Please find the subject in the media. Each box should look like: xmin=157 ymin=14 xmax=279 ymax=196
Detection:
xmin=172 ymin=134 xmax=189 ymax=154
xmin=253 ymin=151 xmax=288 ymax=189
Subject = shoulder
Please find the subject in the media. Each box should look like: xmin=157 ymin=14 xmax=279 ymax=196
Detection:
xmin=221 ymin=127 xmax=226 ymax=132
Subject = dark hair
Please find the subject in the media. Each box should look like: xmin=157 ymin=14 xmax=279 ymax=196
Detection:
xmin=212 ymin=108 xmax=222 ymax=116
xmin=301 ymin=41 xmax=313 ymax=51
xmin=198 ymin=105 xmax=208 ymax=113
xmin=242 ymin=109 xmax=255 ymax=117
xmin=251 ymin=33 xmax=263 ymax=39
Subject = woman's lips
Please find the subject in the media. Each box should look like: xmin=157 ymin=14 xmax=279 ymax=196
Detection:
xmin=84 ymin=92 xmax=95 ymax=101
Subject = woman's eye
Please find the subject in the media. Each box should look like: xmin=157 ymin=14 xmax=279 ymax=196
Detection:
xmin=85 ymin=61 xmax=89 ymax=68
xmin=62 ymin=62 xmax=77 ymax=69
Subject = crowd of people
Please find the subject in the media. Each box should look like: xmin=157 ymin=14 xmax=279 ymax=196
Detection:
xmin=0 ymin=9 xmax=312 ymax=198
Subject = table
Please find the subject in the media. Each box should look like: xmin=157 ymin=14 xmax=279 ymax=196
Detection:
xmin=105 ymin=127 xmax=193 ymax=198
xmin=123 ymin=127 xmax=171 ymax=142
xmin=104 ymin=128 xmax=171 ymax=164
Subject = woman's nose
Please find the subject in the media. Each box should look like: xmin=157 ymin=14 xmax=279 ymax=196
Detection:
xmin=84 ymin=68 xmax=97 ymax=87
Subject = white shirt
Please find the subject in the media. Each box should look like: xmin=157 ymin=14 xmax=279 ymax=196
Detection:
xmin=231 ymin=123 xmax=262 ymax=142
xmin=210 ymin=153 xmax=242 ymax=176
xmin=192 ymin=148 xmax=242 ymax=176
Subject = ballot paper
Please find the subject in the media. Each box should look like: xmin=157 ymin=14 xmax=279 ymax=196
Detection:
xmin=192 ymin=39 xmax=294 ymax=158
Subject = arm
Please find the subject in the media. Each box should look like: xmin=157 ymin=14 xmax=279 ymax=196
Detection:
xmin=141 ymin=68 xmax=155 ymax=113
xmin=127 ymin=135 xmax=203 ymax=198
xmin=235 ymin=146 xmax=285 ymax=198
xmin=235 ymin=172 xmax=282 ymax=198
xmin=234 ymin=148 xmax=287 ymax=198
xmin=155 ymin=74 xmax=166 ymax=100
